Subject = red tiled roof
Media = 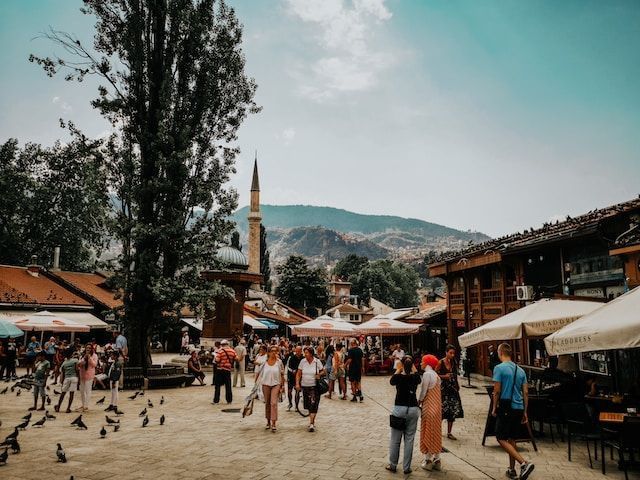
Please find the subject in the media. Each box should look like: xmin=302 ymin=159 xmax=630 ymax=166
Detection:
xmin=48 ymin=270 xmax=121 ymax=310
xmin=0 ymin=265 xmax=91 ymax=307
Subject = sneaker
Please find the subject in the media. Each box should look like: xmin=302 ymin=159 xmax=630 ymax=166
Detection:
xmin=359 ymin=395 xmax=364 ymax=402
xmin=506 ymin=468 xmax=517 ymax=479
xmin=308 ymin=424 xmax=315 ymax=432
xmin=385 ymin=465 xmax=397 ymax=473
xmin=403 ymin=469 xmax=412 ymax=475
xmin=421 ymin=460 xmax=433 ymax=471
xmin=519 ymin=462 xmax=534 ymax=480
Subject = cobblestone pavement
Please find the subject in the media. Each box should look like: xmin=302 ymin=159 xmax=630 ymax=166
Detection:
xmin=0 ymin=356 xmax=635 ymax=480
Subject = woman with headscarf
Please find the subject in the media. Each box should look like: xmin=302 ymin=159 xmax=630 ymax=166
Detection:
xmin=419 ymin=354 xmax=443 ymax=471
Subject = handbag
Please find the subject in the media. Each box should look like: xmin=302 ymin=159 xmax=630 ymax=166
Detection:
xmin=497 ymin=362 xmax=520 ymax=416
xmin=390 ymin=406 xmax=409 ymax=430
xmin=315 ymin=360 xmax=329 ymax=395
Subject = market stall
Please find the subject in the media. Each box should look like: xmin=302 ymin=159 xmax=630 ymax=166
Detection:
xmin=290 ymin=315 xmax=356 ymax=337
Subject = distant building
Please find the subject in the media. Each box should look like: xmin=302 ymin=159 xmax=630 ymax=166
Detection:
xmin=325 ymin=302 xmax=373 ymax=324
xmin=328 ymin=277 xmax=351 ymax=307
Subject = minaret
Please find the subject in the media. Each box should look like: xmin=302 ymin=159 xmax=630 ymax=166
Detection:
xmin=248 ymin=154 xmax=262 ymax=276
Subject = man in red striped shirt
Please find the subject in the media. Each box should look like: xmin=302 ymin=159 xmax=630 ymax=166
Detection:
xmin=213 ymin=340 xmax=237 ymax=404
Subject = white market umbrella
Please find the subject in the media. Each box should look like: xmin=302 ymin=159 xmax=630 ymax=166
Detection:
xmin=355 ymin=316 xmax=419 ymax=335
xmin=545 ymin=287 xmax=640 ymax=355
xmin=243 ymin=315 xmax=268 ymax=331
xmin=458 ymin=298 xmax=602 ymax=348
xmin=291 ymin=315 xmax=356 ymax=337
xmin=7 ymin=310 xmax=90 ymax=333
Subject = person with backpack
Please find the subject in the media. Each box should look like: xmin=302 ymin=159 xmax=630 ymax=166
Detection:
xmin=492 ymin=343 xmax=535 ymax=480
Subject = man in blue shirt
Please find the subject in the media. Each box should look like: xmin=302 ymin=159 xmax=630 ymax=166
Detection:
xmin=492 ymin=343 xmax=534 ymax=480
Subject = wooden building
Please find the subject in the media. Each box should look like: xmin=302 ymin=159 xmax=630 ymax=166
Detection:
xmin=428 ymin=198 xmax=640 ymax=376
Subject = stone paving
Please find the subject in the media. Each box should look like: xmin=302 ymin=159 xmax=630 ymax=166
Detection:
xmin=0 ymin=356 xmax=635 ymax=480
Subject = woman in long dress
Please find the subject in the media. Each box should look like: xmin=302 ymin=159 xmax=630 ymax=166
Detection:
xmin=419 ymin=354 xmax=442 ymax=471
xmin=436 ymin=345 xmax=464 ymax=440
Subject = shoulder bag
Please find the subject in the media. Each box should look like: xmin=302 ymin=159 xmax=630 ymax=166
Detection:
xmin=390 ymin=405 xmax=409 ymax=430
xmin=315 ymin=360 xmax=329 ymax=395
xmin=497 ymin=362 xmax=520 ymax=416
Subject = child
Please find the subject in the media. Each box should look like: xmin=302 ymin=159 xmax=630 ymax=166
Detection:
xmin=56 ymin=348 xmax=79 ymax=413
xmin=105 ymin=351 xmax=123 ymax=412
xmin=30 ymin=351 xmax=50 ymax=411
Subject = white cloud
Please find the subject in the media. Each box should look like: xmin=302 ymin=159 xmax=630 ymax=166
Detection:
xmin=52 ymin=95 xmax=72 ymax=114
xmin=284 ymin=0 xmax=394 ymax=102
xmin=280 ymin=127 xmax=296 ymax=145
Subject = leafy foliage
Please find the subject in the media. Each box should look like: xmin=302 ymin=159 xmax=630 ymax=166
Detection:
xmin=31 ymin=0 xmax=259 ymax=367
xmin=0 ymin=131 xmax=109 ymax=270
xmin=351 ymin=259 xmax=420 ymax=308
xmin=333 ymin=254 xmax=369 ymax=281
xmin=275 ymin=255 xmax=327 ymax=315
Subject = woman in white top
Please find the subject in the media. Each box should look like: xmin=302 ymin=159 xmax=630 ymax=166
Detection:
xmin=296 ymin=346 xmax=325 ymax=432
xmin=253 ymin=344 xmax=268 ymax=401
xmin=260 ymin=346 xmax=284 ymax=432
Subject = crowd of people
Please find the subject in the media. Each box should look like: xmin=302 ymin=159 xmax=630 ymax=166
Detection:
xmin=0 ymin=330 xmax=128 ymax=414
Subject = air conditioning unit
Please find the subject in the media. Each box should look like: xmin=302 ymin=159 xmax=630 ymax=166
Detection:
xmin=516 ymin=285 xmax=534 ymax=301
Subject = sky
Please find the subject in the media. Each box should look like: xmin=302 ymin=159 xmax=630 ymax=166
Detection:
xmin=1 ymin=0 xmax=639 ymax=237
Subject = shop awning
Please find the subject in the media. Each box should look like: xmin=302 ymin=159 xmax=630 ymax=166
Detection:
xmin=244 ymin=315 xmax=267 ymax=331
xmin=56 ymin=312 xmax=109 ymax=329
xmin=545 ymin=287 xmax=640 ymax=355
xmin=458 ymin=298 xmax=602 ymax=348
xmin=291 ymin=315 xmax=356 ymax=337
xmin=181 ymin=317 xmax=203 ymax=331
xmin=258 ymin=319 xmax=279 ymax=330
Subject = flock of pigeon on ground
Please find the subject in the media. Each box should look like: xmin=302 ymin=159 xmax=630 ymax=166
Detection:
xmin=0 ymin=374 xmax=167 ymax=472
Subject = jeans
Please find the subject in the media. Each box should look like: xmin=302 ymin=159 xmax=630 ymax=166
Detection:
xmin=389 ymin=405 xmax=420 ymax=473
xmin=213 ymin=369 xmax=232 ymax=403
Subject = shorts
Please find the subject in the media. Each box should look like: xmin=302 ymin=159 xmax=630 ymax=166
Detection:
xmin=62 ymin=376 xmax=79 ymax=393
xmin=495 ymin=408 xmax=524 ymax=440
xmin=348 ymin=369 xmax=361 ymax=382
xmin=33 ymin=383 xmax=46 ymax=399
xmin=287 ymin=371 xmax=296 ymax=388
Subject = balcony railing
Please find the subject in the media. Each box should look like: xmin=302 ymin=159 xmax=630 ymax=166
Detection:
xmin=481 ymin=288 xmax=502 ymax=304
xmin=450 ymin=292 xmax=465 ymax=305
xmin=505 ymin=287 xmax=517 ymax=302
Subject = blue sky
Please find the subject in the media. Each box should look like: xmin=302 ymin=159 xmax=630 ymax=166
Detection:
xmin=1 ymin=0 xmax=639 ymax=237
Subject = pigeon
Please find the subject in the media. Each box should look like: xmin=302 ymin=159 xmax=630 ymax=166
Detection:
xmin=0 ymin=447 xmax=7 ymax=465
xmin=105 ymin=415 xmax=119 ymax=425
xmin=22 ymin=412 xmax=32 ymax=422
xmin=128 ymin=392 xmax=139 ymax=400
xmin=76 ymin=418 xmax=88 ymax=430
xmin=142 ymin=415 xmax=149 ymax=428
xmin=45 ymin=410 xmax=56 ymax=420
xmin=3 ymin=428 xmax=18 ymax=443
xmin=70 ymin=414 xmax=82 ymax=426
xmin=160 ymin=414 xmax=165 ymax=425
xmin=32 ymin=417 xmax=46 ymax=427
xmin=138 ymin=408 xmax=147 ymax=417
xmin=16 ymin=420 xmax=29 ymax=430
xmin=46 ymin=396 xmax=51 ymax=405
xmin=16 ymin=390 xmax=20 ymax=396
xmin=114 ymin=407 xmax=124 ymax=416
xmin=96 ymin=396 xmax=105 ymax=405
xmin=56 ymin=443 xmax=67 ymax=463
xmin=147 ymin=400 xmax=153 ymax=408
xmin=113 ymin=424 xmax=120 ymax=432
xmin=8 ymin=439 xmax=19 ymax=454
xmin=100 ymin=426 xmax=107 ymax=438
xmin=46 ymin=385 xmax=51 ymax=391
xmin=0 ymin=387 xmax=7 ymax=395
xmin=160 ymin=396 xmax=164 ymax=405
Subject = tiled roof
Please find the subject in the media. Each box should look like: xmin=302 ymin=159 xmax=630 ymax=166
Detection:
xmin=47 ymin=271 xmax=121 ymax=310
xmin=0 ymin=265 xmax=91 ymax=307
xmin=405 ymin=301 xmax=447 ymax=322
xmin=326 ymin=303 xmax=366 ymax=314
xmin=244 ymin=304 xmax=303 ymax=325
xmin=433 ymin=197 xmax=640 ymax=265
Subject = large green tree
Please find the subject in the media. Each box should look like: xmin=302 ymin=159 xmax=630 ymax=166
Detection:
xmin=333 ymin=254 xmax=369 ymax=281
xmin=0 ymin=131 xmax=109 ymax=270
xmin=352 ymin=259 xmax=419 ymax=308
xmin=32 ymin=0 xmax=259 ymax=367
xmin=275 ymin=255 xmax=327 ymax=314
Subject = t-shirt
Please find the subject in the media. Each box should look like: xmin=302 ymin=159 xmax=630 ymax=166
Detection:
xmin=392 ymin=349 xmax=405 ymax=368
xmin=26 ymin=341 xmax=40 ymax=357
xmin=61 ymin=358 xmax=79 ymax=378
xmin=346 ymin=347 xmax=363 ymax=373
xmin=115 ymin=334 xmax=128 ymax=352
xmin=215 ymin=347 xmax=237 ymax=371
xmin=390 ymin=372 xmax=421 ymax=407
xmin=298 ymin=357 xmax=323 ymax=387
xmin=285 ymin=353 xmax=302 ymax=374
xmin=493 ymin=361 xmax=527 ymax=410
xmin=34 ymin=359 xmax=50 ymax=382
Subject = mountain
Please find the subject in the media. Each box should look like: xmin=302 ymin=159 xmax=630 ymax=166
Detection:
xmin=232 ymin=205 xmax=490 ymax=266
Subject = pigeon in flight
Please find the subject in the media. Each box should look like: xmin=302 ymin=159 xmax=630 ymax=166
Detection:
xmin=142 ymin=415 xmax=149 ymax=428
xmin=56 ymin=443 xmax=67 ymax=463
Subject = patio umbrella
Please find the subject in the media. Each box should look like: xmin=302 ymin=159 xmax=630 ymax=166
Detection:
xmin=291 ymin=315 xmax=356 ymax=337
xmin=0 ymin=318 xmax=25 ymax=338
xmin=355 ymin=316 xmax=419 ymax=335
xmin=7 ymin=310 xmax=91 ymax=333
xmin=458 ymin=298 xmax=602 ymax=348
xmin=545 ymin=287 xmax=640 ymax=355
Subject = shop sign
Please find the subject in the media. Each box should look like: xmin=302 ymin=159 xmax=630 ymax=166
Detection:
xmin=574 ymin=287 xmax=604 ymax=298
xmin=456 ymin=320 xmax=466 ymax=328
